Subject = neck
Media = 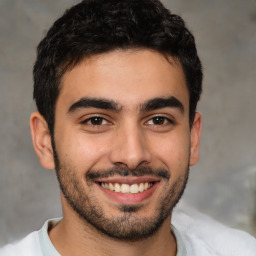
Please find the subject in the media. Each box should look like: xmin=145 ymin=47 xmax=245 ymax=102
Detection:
xmin=49 ymin=211 xmax=177 ymax=256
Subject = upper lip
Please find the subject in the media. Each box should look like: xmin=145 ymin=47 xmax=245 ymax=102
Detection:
xmin=94 ymin=176 xmax=161 ymax=185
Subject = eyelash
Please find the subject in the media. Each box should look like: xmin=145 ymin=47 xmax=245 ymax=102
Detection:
xmin=81 ymin=116 xmax=110 ymax=126
xmin=145 ymin=116 xmax=175 ymax=126
xmin=80 ymin=115 xmax=175 ymax=127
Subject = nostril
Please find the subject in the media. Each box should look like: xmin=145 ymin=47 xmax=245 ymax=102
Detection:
xmin=108 ymin=134 xmax=152 ymax=170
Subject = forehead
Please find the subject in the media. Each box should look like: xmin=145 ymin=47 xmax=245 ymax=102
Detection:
xmin=57 ymin=49 xmax=189 ymax=112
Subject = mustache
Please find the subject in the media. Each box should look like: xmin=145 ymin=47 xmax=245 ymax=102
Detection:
xmin=86 ymin=166 xmax=170 ymax=181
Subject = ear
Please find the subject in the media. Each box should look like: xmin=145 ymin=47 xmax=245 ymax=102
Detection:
xmin=189 ymin=112 xmax=202 ymax=166
xmin=30 ymin=111 xmax=55 ymax=170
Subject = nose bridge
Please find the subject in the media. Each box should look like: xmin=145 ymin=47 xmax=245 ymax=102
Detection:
xmin=109 ymin=120 xmax=151 ymax=169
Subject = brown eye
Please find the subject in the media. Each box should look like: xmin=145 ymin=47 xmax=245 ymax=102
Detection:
xmin=82 ymin=116 xmax=108 ymax=126
xmin=145 ymin=116 xmax=174 ymax=126
xmin=90 ymin=117 xmax=103 ymax=125
xmin=152 ymin=116 xmax=165 ymax=125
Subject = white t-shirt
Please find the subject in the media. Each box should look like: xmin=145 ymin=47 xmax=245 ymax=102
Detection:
xmin=1 ymin=208 xmax=256 ymax=256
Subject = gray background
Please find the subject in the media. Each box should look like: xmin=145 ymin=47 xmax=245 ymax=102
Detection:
xmin=0 ymin=0 xmax=256 ymax=246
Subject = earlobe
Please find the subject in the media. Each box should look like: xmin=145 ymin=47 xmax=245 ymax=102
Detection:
xmin=30 ymin=111 xmax=55 ymax=170
xmin=189 ymin=112 xmax=202 ymax=166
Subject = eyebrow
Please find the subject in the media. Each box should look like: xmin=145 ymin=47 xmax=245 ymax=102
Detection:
xmin=68 ymin=97 xmax=121 ymax=113
xmin=141 ymin=96 xmax=184 ymax=113
xmin=68 ymin=96 xmax=184 ymax=114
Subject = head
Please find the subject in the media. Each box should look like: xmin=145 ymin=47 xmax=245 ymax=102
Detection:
xmin=31 ymin=0 xmax=202 ymax=241
xmin=33 ymin=0 xmax=202 ymax=136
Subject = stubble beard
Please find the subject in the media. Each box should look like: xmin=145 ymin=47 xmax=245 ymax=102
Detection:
xmin=52 ymin=142 xmax=189 ymax=241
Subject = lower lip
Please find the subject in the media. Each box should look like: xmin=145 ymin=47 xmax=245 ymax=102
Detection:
xmin=97 ymin=183 xmax=159 ymax=204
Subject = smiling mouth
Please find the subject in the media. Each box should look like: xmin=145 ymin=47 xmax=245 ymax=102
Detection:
xmin=99 ymin=182 xmax=154 ymax=194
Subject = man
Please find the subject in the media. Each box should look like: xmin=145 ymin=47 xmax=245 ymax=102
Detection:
xmin=1 ymin=0 xmax=255 ymax=255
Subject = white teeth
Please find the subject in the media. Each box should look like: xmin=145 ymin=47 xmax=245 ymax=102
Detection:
xmin=130 ymin=184 xmax=139 ymax=194
xmin=138 ymin=183 xmax=144 ymax=192
xmin=100 ymin=182 xmax=154 ymax=194
xmin=114 ymin=183 xmax=121 ymax=192
xmin=109 ymin=183 xmax=114 ymax=191
xmin=121 ymin=184 xmax=130 ymax=193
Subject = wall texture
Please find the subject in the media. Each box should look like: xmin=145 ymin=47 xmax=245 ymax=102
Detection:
xmin=0 ymin=0 xmax=255 ymax=245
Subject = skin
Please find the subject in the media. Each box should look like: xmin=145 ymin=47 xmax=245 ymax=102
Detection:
xmin=30 ymin=49 xmax=201 ymax=256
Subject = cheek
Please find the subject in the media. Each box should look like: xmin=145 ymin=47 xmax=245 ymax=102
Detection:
xmin=55 ymin=130 xmax=112 ymax=172
xmin=148 ymin=131 xmax=190 ymax=171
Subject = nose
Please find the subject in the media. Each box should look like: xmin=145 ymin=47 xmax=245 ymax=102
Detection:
xmin=109 ymin=124 xmax=152 ymax=170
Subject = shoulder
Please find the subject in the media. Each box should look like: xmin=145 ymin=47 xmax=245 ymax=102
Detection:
xmin=172 ymin=206 xmax=256 ymax=256
xmin=0 ymin=231 xmax=42 ymax=256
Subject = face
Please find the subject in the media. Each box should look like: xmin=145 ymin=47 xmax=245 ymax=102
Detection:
xmin=34 ymin=49 xmax=201 ymax=240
